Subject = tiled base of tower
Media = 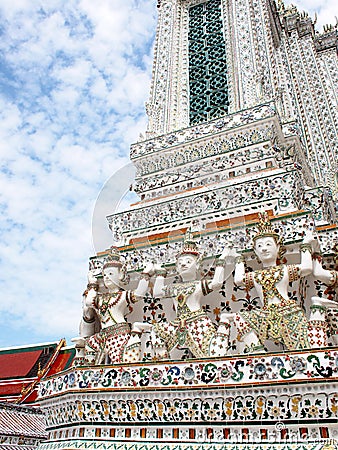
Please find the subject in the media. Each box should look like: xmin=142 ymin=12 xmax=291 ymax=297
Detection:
xmin=37 ymin=348 xmax=337 ymax=450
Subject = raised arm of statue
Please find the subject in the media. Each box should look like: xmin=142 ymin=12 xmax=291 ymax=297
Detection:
xmin=234 ymin=253 xmax=246 ymax=287
xmin=152 ymin=263 xmax=167 ymax=298
xmin=297 ymin=229 xmax=315 ymax=277
xmin=313 ymin=256 xmax=338 ymax=287
xmin=210 ymin=246 xmax=239 ymax=290
xmin=79 ymin=271 xmax=101 ymax=343
xmin=83 ymin=271 xmax=99 ymax=320
xmin=134 ymin=262 xmax=154 ymax=299
xmin=83 ymin=288 xmax=97 ymax=318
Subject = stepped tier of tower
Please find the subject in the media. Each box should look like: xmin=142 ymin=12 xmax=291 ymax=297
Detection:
xmin=108 ymin=102 xmax=335 ymax=250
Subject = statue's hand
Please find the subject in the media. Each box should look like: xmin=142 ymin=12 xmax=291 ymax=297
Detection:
xmin=219 ymin=246 xmax=240 ymax=262
xmin=85 ymin=288 xmax=97 ymax=307
xmin=153 ymin=263 xmax=166 ymax=272
xmin=150 ymin=263 xmax=167 ymax=279
xmin=312 ymin=237 xmax=321 ymax=254
xmin=142 ymin=262 xmax=155 ymax=276
xmin=303 ymin=229 xmax=316 ymax=245
xmin=87 ymin=270 xmax=99 ymax=284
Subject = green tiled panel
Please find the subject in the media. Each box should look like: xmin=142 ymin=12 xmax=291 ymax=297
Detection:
xmin=189 ymin=0 xmax=229 ymax=125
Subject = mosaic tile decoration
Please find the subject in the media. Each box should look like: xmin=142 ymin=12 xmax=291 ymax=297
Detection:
xmin=39 ymin=349 xmax=338 ymax=398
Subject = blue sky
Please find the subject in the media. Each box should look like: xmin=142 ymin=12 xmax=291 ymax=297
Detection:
xmin=0 ymin=0 xmax=156 ymax=348
xmin=0 ymin=0 xmax=336 ymax=348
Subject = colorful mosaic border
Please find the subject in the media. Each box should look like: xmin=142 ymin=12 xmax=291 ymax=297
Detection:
xmin=38 ymin=349 xmax=338 ymax=399
xmin=43 ymin=389 xmax=338 ymax=426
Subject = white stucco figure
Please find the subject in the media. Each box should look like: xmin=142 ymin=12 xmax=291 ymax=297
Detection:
xmin=150 ymin=231 xmax=233 ymax=360
xmin=232 ymin=212 xmax=331 ymax=353
xmin=82 ymin=247 xmax=151 ymax=365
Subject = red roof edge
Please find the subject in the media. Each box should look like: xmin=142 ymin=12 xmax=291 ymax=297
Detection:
xmin=16 ymin=338 xmax=67 ymax=404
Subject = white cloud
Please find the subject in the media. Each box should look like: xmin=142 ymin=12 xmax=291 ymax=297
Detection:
xmin=0 ymin=0 xmax=156 ymax=347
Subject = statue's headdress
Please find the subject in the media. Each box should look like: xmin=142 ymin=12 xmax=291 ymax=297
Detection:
xmin=177 ymin=230 xmax=201 ymax=259
xmin=102 ymin=246 xmax=129 ymax=284
xmin=253 ymin=212 xmax=280 ymax=243
xmin=102 ymin=247 xmax=123 ymax=270
xmin=253 ymin=212 xmax=286 ymax=258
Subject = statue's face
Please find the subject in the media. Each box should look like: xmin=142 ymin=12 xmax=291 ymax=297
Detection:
xmin=102 ymin=266 xmax=120 ymax=289
xmin=176 ymin=254 xmax=198 ymax=276
xmin=254 ymin=236 xmax=279 ymax=264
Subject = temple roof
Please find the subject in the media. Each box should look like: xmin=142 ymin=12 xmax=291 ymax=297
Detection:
xmin=0 ymin=402 xmax=47 ymax=438
xmin=0 ymin=340 xmax=75 ymax=404
xmin=0 ymin=348 xmax=45 ymax=379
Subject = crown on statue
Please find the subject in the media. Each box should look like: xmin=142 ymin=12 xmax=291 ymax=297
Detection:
xmin=253 ymin=212 xmax=281 ymax=244
xmin=102 ymin=246 xmax=123 ymax=269
xmin=177 ymin=230 xmax=200 ymax=258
